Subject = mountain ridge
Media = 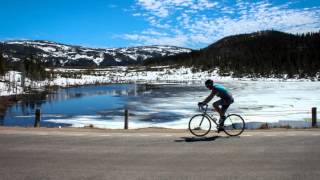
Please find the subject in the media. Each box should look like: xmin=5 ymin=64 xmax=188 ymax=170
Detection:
xmin=0 ymin=40 xmax=192 ymax=67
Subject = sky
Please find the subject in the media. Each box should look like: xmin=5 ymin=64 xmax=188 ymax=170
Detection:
xmin=0 ymin=0 xmax=319 ymax=49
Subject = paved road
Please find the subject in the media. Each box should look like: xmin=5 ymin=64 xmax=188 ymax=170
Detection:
xmin=0 ymin=128 xmax=320 ymax=180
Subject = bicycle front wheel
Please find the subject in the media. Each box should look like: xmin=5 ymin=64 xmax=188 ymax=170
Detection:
xmin=188 ymin=114 xmax=211 ymax=137
xmin=223 ymin=114 xmax=245 ymax=136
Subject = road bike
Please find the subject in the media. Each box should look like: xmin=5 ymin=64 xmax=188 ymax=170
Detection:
xmin=189 ymin=104 xmax=245 ymax=137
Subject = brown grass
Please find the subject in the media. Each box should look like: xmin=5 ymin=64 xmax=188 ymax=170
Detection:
xmin=259 ymin=123 xmax=270 ymax=129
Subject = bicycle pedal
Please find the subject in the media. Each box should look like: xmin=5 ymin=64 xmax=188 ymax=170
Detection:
xmin=217 ymin=127 xmax=224 ymax=133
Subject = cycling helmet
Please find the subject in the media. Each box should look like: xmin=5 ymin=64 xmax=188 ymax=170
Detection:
xmin=205 ymin=79 xmax=214 ymax=88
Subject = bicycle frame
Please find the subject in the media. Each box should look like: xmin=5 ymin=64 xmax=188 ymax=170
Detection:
xmin=190 ymin=104 xmax=246 ymax=136
xmin=198 ymin=105 xmax=220 ymax=127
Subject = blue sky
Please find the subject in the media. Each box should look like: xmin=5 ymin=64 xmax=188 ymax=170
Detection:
xmin=0 ymin=0 xmax=319 ymax=49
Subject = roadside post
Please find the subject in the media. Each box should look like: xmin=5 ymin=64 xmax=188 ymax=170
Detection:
xmin=124 ymin=109 xmax=128 ymax=129
xmin=312 ymin=107 xmax=317 ymax=128
xmin=34 ymin=109 xmax=41 ymax=128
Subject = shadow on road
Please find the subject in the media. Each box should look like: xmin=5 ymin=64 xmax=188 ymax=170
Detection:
xmin=175 ymin=136 xmax=231 ymax=142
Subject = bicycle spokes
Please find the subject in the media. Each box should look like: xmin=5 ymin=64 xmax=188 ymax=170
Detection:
xmin=189 ymin=114 xmax=211 ymax=137
xmin=223 ymin=114 xmax=245 ymax=136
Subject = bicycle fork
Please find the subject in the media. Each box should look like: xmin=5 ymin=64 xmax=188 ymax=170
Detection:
xmin=199 ymin=116 xmax=205 ymax=127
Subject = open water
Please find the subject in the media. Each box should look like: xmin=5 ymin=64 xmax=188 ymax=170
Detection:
xmin=2 ymin=81 xmax=320 ymax=129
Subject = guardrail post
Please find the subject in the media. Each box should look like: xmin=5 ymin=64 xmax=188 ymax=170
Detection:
xmin=312 ymin=107 xmax=317 ymax=128
xmin=124 ymin=109 xmax=128 ymax=129
xmin=34 ymin=109 xmax=41 ymax=128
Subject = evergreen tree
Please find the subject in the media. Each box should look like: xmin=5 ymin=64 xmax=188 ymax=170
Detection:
xmin=144 ymin=30 xmax=320 ymax=78
xmin=0 ymin=54 xmax=5 ymax=76
xmin=22 ymin=56 xmax=48 ymax=81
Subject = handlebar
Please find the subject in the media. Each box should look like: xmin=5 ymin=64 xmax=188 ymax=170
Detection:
xmin=198 ymin=104 xmax=208 ymax=113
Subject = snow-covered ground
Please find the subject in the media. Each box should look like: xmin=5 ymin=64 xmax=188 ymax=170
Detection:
xmin=0 ymin=71 xmax=25 ymax=96
xmin=1 ymin=66 xmax=219 ymax=96
xmin=1 ymin=66 xmax=319 ymax=129
xmin=1 ymin=66 xmax=317 ymax=96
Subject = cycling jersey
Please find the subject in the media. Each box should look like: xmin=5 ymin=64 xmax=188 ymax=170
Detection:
xmin=212 ymin=83 xmax=233 ymax=102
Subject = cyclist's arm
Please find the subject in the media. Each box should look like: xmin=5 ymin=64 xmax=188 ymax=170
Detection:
xmin=202 ymin=91 xmax=215 ymax=104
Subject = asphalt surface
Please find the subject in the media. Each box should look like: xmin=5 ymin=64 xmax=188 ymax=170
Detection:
xmin=0 ymin=128 xmax=320 ymax=180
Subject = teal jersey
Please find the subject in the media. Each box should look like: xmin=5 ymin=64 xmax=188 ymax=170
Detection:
xmin=213 ymin=83 xmax=233 ymax=100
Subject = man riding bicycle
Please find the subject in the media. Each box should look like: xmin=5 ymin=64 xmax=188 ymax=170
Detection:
xmin=198 ymin=79 xmax=234 ymax=131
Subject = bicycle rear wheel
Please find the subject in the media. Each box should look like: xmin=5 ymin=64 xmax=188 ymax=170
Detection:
xmin=223 ymin=114 xmax=245 ymax=136
xmin=189 ymin=114 xmax=211 ymax=137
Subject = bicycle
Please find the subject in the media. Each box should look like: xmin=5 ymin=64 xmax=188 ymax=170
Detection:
xmin=188 ymin=104 xmax=245 ymax=137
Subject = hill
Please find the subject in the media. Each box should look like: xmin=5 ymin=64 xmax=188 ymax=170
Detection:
xmin=144 ymin=30 xmax=320 ymax=78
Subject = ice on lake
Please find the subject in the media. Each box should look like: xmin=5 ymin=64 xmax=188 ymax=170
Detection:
xmin=2 ymin=80 xmax=320 ymax=129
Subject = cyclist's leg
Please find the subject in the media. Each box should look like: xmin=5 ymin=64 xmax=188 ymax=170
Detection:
xmin=221 ymin=104 xmax=230 ymax=116
xmin=220 ymin=98 xmax=234 ymax=125
xmin=219 ymin=104 xmax=229 ymax=124
xmin=213 ymin=99 xmax=224 ymax=117
xmin=213 ymin=100 xmax=226 ymax=132
xmin=214 ymin=98 xmax=233 ymax=132
xmin=222 ymin=97 xmax=234 ymax=113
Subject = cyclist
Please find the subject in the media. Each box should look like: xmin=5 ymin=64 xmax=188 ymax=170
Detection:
xmin=198 ymin=79 xmax=234 ymax=131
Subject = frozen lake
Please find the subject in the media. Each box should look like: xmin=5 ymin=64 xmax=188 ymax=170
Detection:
xmin=2 ymin=80 xmax=319 ymax=129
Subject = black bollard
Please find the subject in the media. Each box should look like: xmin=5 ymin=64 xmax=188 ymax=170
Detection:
xmin=312 ymin=107 xmax=317 ymax=128
xmin=124 ymin=109 xmax=128 ymax=129
xmin=34 ymin=109 xmax=41 ymax=128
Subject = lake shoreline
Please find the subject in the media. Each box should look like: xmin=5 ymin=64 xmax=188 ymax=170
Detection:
xmin=0 ymin=90 xmax=56 ymax=120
